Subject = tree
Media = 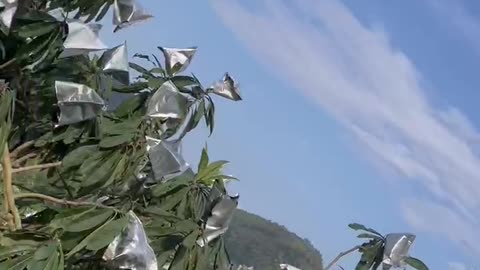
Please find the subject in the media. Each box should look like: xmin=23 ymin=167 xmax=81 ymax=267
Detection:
xmin=324 ymin=223 xmax=429 ymax=270
xmin=0 ymin=0 xmax=242 ymax=269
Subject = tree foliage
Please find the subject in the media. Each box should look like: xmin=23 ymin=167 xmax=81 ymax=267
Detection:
xmin=0 ymin=1 xmax=240 ymax=269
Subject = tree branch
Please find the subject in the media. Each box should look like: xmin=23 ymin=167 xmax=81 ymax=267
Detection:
xmin=12 ymin=153 xmax=37 ymax=167
xmin=14 ymin=193 xmax=114 ymax=209
xmin=12 ymin=162 xmax=62 ymax=173
xmin=10 ymin=140 xmax=34 ymax=158
xmin=2 ymin=143 xmax=21 ymax=230
xmin=324 ymin=245 xmax=361 ymax=270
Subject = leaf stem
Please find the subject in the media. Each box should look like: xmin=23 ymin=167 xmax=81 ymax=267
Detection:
xmin=324 ymin=245 xmax=361 ymax=270
xmin=2 ymin=143 xmax=21 ymax=230
xmin=14 ymin=193 xmax=114 ymax=209
xmin=12 ymin=162 xmax=62 ymax=173
xmin=10 ymin=140 xmax=34 ymax=158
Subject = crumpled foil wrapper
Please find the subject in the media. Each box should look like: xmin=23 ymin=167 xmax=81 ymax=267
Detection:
xmin=55 ymin=81 xmax=105 ymax=126
xmin=159 ymin=47 xmax=197 ymax=76
xmin=211 ymin=72 xmax=242 ymax=101
xmin=0 ymin=0 xmax=17 ymax=32
xmin=197 ymin=194 xmax=239 ymax=247
xmin=103 ymin=211 xmax=158 ymax=270
xmin=279 ymin=264 xmax=302 ymax=270
xmin=146 ymin=81 xmax=189 ymax=119
xmin=382 ymin=233 xmax=416 ymax=269
xmin=60 ymin=20 xmax=108 ymax=58
xmin=99 ymin=42 xmax=130 ymax=87
xmin=145 ymin=136 xmax=189 ymax=184
xmin=113 ymin=0 xmax=153 ymax=32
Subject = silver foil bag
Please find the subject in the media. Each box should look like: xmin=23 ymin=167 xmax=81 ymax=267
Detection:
xmin=382 ymin=233 xmax=416 ymax=269
xmin=159 ymin=47 xmax=197 ymax=76
xmin=0 ymin=0 xmax=17 ymax=32
xmin=113 ymin=0 xmax=153 ymax=32
xmin=145 ymin=136 xmax=189 ymax=183
xmin=146 ymin=81 xmax=189 ymax=119
xmin=55 ymin=81 xmax=105 ymax=126
xmin=100 ymin=42 xmax=130 ymax=87
xmin=103 ymin=211 xmax=158 ymax=270
xmin=60 ymin=20 xmax=108 ymax=58
xmin=197 ymin=194 xmax=239 ymax=247
xmin=279 ymin=264 xmax=302 ymax=270
xmin=211 ymin=72 xmax=242 ymax=101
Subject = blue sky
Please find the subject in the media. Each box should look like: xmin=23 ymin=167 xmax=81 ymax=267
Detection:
xmin=101 ymin=1 xmax=480 ymax=269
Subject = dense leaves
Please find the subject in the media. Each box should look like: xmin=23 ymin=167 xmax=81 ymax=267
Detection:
xmin=0 ymin=1 xmax=241 ymax=269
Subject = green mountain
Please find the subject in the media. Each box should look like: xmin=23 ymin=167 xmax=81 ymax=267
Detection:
xmin=225 ymin=209 xmax=324 ymax=270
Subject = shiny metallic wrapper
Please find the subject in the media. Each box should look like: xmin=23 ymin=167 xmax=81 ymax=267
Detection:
xmin=158 ymin=47 xmax=197 ymax=76
xmin=60 ymin=20 xmax=108 ymax=58
xmin=279 ymin=264 xmax=302 ymax=270
xmin=197 ymin=194 xmax=239 ymax=247
xmin=211 ymin=72 xmax=242 ymax=101
xmin=382 ymin=233 xmax=416 ymax=269
xmin=113 ymin=0 xmax=153 ymax=32
xmin=100 ymin=42 xmax=130 ymax=87
xmin=145 ymin=136 xmax=189 ymax=183
xmin=55 ymin=81 xmax=105 ymax=126
xmin=146 ymin=81 xmax=189 ymax=119
xmin=103 ymin=211 xmax=158 ymax=270
xmin=0 ymin=0 xmax=17 ymax=32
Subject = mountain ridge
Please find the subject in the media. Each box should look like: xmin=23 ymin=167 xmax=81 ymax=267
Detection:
xmin=225 ymin=209 xmax=324 ymax=270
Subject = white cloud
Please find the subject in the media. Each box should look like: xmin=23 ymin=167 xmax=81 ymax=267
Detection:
xmin=211 ymin=0 xmax=480 ymax=257
xmin=425 ymin=0 xmax=480 ymax=54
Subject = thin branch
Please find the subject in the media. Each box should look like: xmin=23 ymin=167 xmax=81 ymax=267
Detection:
xmin=12 ymin=162 xmax=62 ymax=173
xmin=0 ymin=58 xmax=16 ymax=70
xmin=14 ymin=193 xmax=115 ymax=209
xmin=12 ymin=153 xmax=37 ymax=167
xmin=10 ymin=140 xmax=34 ymax=158
xmin=324 ymin=245 xmax=361 ymax=270
xmin=2 ymin=143 xmax=21 ymax=230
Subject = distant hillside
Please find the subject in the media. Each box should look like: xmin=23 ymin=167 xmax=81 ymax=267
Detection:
xmin=225 ymin=210 xmax=324 ymax=270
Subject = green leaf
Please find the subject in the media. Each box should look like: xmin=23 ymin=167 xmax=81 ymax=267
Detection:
xmin=151 ymin=176 xmax=190 ymax=198
xmin=348 ymin=223 xmax=383 ymax=237
xmin=64 ymin=208 xmax=114 ymax=232
xmin=114 ymin=92 xmax=148 ymax=117
xmin=357 ymin=233 xmax=384 ymax=241
xmin=196 ymin=160 xmax=229 ymax=183
xmin=148 ymin=77 xmax=166 ymax=89
xmin=0 ymin=254 xmax=33 ymax=270
xmin=99 ymin=133 xmax=135 ymax=148
xmin=129 ymin=62 xmax=151 ymax=75
xmin=65 ymin=215 xmax=116 ymax=257
xmin=198 ymin=145 xmax=209 ymax=173
xmin=113 ymin=82 xmax=148 ymax=94
xmin=86 ymin=215 xmax=128 ymax=251
xmin=17 ymin=22 xmax=58 ymax=38
xmin=33 ymin=244 xmax=56 ymax=260
xmin=168 ymin=245 xmax=188 ymax=270
xmin=49 ymin=207 xmax=96 ymax=230
xmin=95 ymin=2 xmax=111 ymax=22
xmin=405 ymin=256 xmax=429 ymax=270
xmin=80 ymin=152 xmax=120 ymax=188
xmin=182 ymin=229 xmax=200 ymax=249
xmin=62 ymin=145 xmax=97 ymax=169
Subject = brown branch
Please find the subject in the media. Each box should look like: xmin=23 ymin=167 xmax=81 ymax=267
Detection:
xmin=12 ymin=153 xmax=37 ymax=167
xmin=12 ymin=162 xmax=62 ymax=173
xmin=10 ymin=140 xmax=34 ymax=158
xmin=0 ymin=58 xmax=16 ymax=71
xmin=2 ymin=143 xmax=21 ymax=230
xmin=324 ymin=245 xmax=361 ymax=270
xmin=14 ymin=193 xmax=114 ymax=209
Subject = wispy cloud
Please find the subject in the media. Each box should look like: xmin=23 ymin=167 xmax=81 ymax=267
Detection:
xmin=211 ymin=0 xmax=480 ymax=257
xmin=426 ymin=0 xmax=480 ymax=54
